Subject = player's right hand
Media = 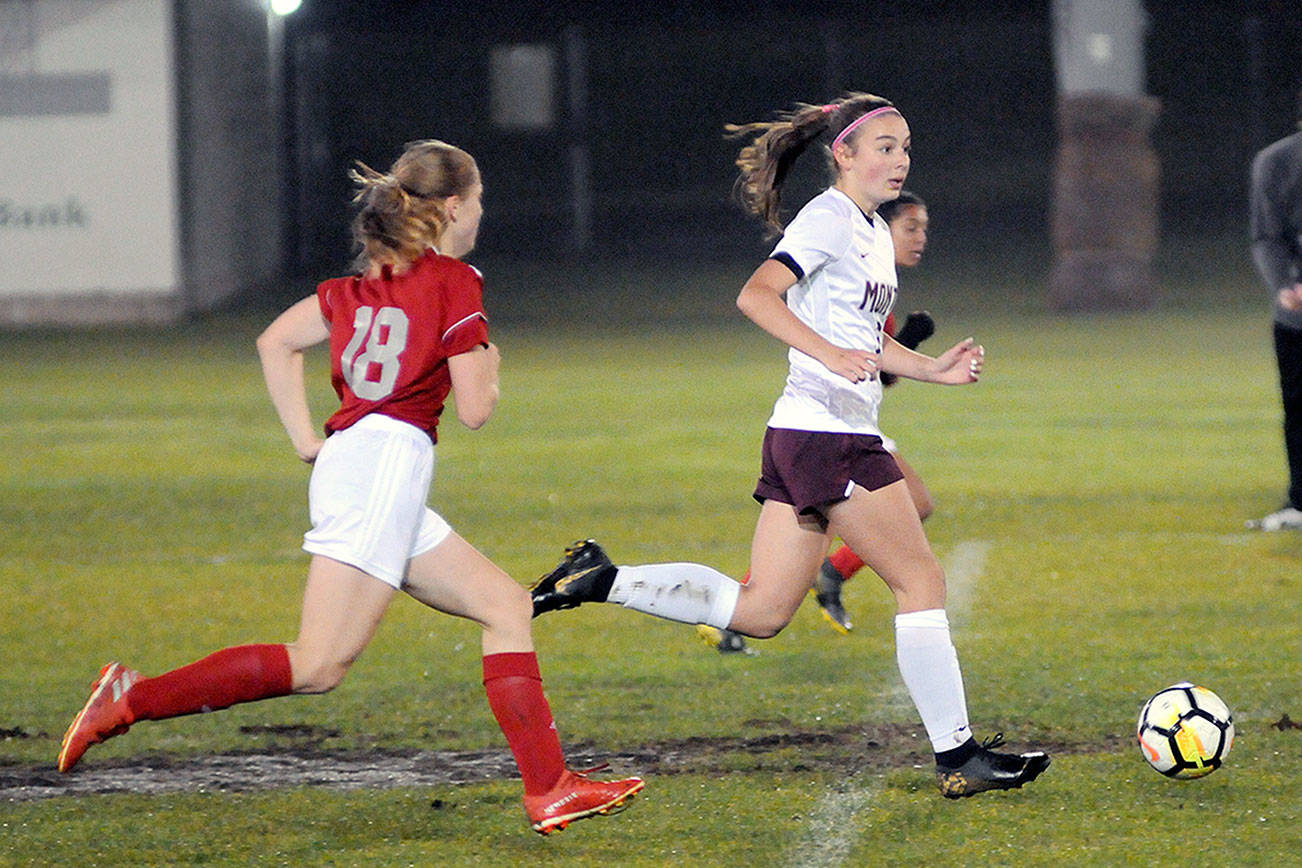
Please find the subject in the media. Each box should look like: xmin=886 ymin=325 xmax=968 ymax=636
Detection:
xmin=1279 ymin=285 xmax=1302 ymax=312
xmin=823 ymin=347 xmax=880 ymax=384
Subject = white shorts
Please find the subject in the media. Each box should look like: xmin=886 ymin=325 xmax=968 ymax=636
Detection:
xmin=303 ymin=414 xmax=452 ymax=589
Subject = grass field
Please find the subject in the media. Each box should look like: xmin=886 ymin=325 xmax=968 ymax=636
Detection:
xmin=3 ymin=242 xmax=1301 ymax=866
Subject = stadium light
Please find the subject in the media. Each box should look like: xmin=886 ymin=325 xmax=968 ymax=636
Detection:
xmin=264 ymin=0 xmax=298 ymax=276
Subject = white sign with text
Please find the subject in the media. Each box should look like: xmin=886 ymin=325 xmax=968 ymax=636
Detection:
xmin=0 ymin=0 xmax=178 ymax=298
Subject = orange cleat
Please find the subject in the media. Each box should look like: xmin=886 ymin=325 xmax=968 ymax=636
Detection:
xmin=525 ymin=768 xmax=645 ymax=835
xmin=57 ymin=662 xmax=140 ymax=773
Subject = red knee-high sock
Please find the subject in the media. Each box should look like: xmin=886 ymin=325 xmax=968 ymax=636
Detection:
xmin=125 ymin=644 xmax=293 ymax=723
xmin=829 ymin=545 xmax=866 ymax=581
xmin=483 ymin=652 xmax=566 ymax=796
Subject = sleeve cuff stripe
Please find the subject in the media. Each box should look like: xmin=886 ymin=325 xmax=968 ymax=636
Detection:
xmin=442 ymin=312 xmax=487 ymax=343
xmin=770 ymin=252 xmax=804 ymax=280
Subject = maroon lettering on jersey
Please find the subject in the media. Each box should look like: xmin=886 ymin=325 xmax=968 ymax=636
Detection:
xmin=857 ymin=280 xmax=897 ymax=314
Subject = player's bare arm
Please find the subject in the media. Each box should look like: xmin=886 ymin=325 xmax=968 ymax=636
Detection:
xmin=737 ymin=258 xmax=880 ymax=383
xmin=881 ymin=333 xmax=984 ymax=385
xmin=448 ymin=342 xmax=500 ymax=430
xmin=257 ymin=294 xmax=331 ymax=462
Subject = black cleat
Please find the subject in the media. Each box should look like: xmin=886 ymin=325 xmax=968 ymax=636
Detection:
xmin=936 ymin=734 xmax=1051 ymax=798
xmin=531 ymin=540 xmax=618 ymax=617
xmin=696 ymin=625 xmax=752 ymax=654
xmin=812 ymin=558 xmax=853 ymax=634
xmin=895 ymin=310 xmax=935 ymax=350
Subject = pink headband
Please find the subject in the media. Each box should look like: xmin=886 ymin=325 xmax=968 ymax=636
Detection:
xmin=831 ymin=105 xmax=901 ymax=150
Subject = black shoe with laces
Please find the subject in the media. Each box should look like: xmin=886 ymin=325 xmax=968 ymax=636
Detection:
xmin=936 ymin=733 xmax=1051 ymax=798
xmin=531 ymin=540 xmax=618 ymax=617
xmin=812 ymin=558 xmax=853 ymax=634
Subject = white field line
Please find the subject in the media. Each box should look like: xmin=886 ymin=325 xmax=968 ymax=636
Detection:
xmin=780 ymin=776 xmax=885 ymax=868
xmin=873 ymin=538 xmax=992 ymax=715
xmin=944 ymin=539 xmax=991 ymax=628
xmin=782 ymin=540 xmax=991 ymax=868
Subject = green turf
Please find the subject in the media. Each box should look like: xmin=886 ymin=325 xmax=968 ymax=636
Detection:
xmin=3 ymin=246 xmax=1301 ymax=865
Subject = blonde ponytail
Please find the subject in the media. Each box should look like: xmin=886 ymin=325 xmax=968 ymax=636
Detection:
xmin=349 ymin=140 xmax=478 ymax=271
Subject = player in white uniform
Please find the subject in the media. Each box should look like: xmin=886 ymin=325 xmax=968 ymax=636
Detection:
xmin=811 ymin=190 xmax=937 ymax=632
xmin=765 ymin=185 xmax=896 ymax=436
xmin=532 ymin=94 xmax=1050 ymax=798
xmin=703 ymin=190 xmax=937 ymax=651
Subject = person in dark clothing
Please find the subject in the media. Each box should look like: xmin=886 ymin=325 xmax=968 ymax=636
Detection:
xmin=1248 ymin=90 xmax=1302 ymax=531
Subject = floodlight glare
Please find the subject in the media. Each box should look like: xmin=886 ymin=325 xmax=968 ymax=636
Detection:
xmin=269 ymin=0 xmax=301 ymax=15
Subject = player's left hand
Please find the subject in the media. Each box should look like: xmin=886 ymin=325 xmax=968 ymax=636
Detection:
xmin=929 ymin=338 xmax=984 ymax=384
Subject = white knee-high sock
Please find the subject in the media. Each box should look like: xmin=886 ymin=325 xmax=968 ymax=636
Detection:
xmin=895 ymin=608 xmax=973 ymax=753
xmin=606 ymin=563 xmax=740 ymax=629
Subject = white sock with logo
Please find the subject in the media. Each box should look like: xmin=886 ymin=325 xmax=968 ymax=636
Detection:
xmin=606 ymin=563 xmax=741 ymax=629
xmin=894 ymin=608 xmax=972 ymax=753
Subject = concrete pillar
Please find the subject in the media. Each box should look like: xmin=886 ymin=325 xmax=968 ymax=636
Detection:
xmin=1049 ymin=92 xmax=1161 ymax=310
xmin=1050 ymin=0 xmax=1159 ymax=311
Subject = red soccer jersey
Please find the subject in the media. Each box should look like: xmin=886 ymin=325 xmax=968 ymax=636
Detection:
xmin=316 ymin=249 xmax=489 ymax=443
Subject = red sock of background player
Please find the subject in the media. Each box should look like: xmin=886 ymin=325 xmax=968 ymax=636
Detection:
xmin=126 ymin=644 xmax=293 ymax=722
xmin=739 ymin=548 xmax=864 ymax=590
xmin=483 ymin=652 xmax=567 ymax=795
xmin=829 ymin=546 xmax=865 ymax=582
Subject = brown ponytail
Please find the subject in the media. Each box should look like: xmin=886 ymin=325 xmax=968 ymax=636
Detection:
xmin=349 ymin=139 xmax=479 ymax=272
xmin=726 ymin=92 xmax=895 ymax=233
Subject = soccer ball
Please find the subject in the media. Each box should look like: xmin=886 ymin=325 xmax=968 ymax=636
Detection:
xmin=1136 ymin=682 xmax=1234 ymax=779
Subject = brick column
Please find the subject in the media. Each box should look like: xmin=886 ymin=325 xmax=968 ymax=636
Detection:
xmin=1049 ymin=92 xmax=1161 ymax=311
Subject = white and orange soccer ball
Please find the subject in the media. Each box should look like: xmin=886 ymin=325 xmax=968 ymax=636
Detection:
xmin=1137 ymin=682 xmax=1235 ymax=779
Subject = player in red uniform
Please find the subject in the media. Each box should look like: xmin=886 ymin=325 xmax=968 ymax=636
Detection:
xmin=56 ymin=139 xmax=642 ymax=835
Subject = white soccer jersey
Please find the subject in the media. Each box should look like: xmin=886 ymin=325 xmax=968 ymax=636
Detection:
xmin=766 ymin=187 xmax=897 ymax=435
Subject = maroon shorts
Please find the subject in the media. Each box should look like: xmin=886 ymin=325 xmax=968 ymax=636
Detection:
xmin=753 ymin=427 xmax=904 ymax=517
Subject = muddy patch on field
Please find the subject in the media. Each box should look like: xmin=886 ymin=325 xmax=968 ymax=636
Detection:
xmin=1 ymin=725 xmax=1125 ymax=802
